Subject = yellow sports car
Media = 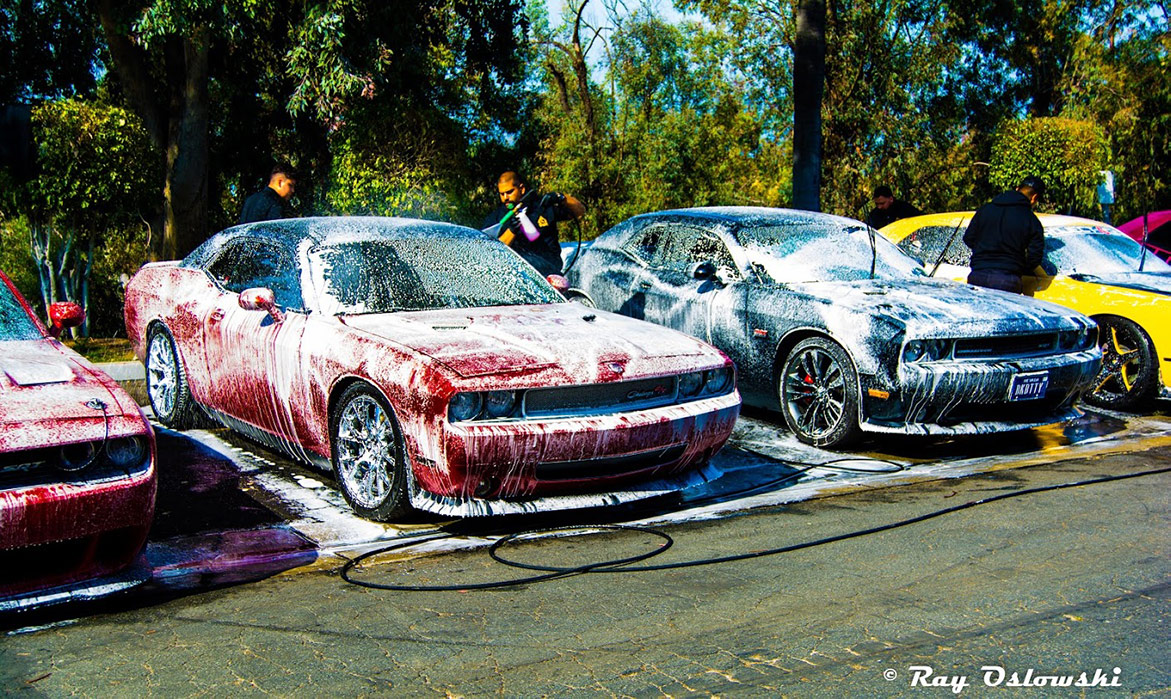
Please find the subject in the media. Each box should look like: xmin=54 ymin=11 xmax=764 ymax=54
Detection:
xmin=881 ymin=212 xmax=1171 ymax=411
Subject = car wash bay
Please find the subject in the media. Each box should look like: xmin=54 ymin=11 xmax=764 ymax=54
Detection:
xmin=2 ymin=405 xmax=1169 ymax=694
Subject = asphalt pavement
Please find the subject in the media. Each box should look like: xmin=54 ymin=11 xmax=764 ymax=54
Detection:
xmin=2 ymin=409 xmax=1169 ymax=695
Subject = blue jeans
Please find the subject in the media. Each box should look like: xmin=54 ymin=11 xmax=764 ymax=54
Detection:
xmin=968 ymin=269 xmax=1023 ymax=294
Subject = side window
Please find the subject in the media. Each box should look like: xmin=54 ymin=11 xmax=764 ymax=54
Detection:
xmin=207 ymin=239 xmax=301 ymax=309
xmin=897 ymin=225 xmax=971 ymax=267
xmin=621 ymin=225 xmax=667 ymax=266
xmin=660 ymin=227 xmax=738 ymax=277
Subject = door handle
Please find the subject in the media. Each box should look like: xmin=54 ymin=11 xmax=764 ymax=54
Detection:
xmin=638 ymin=280 xmax=652 ymax=289
xmin=209 ymin=308 xmax=225 ymax=323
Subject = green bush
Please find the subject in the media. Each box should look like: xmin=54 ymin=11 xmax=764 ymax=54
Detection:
xmin=990 ymin=117 xmax=1107 ymax=216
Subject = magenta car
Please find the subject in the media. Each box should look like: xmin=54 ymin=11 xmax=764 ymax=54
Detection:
xmin=124 ymin=217 xmax=740 ymax=520
xmin=0 ymin=271 xmax=156 ymax=611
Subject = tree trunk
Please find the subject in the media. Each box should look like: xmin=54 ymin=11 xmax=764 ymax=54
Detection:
xmin=792 ymin=0 xmax=826 ymax=212
xmin=163 ymin=33 xmax=210 ymax=259
xmin=97 ymin=2 xmax=210 ymax=260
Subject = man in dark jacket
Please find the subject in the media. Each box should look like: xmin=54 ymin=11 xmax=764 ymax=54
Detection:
xmin=239 ymin=164 xmax=297 ymax=224
xmin=963 ymin=176 xmax=1047 ymax=294
xmin=482 ymin=170 xmax=585 ymax=277
xmin=865 ymin=185 xmax=923 ymax=229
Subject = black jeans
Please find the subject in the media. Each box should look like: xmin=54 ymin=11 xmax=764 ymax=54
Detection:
xmin=967 ymin=269 xmax=1023 ymax=294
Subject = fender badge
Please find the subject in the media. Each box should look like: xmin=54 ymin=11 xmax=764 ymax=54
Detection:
xmin=753 ymin=328 xmax=769 ymax=338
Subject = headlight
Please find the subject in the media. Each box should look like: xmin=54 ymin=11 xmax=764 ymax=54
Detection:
xmin=903 ymin=339 xmax=949 ymax=362
xmin=106 ymin=436 xmax=148 ymax=468
xmin=1082 ymin=325 xmax=1098 ymax=350
xmin=702 ymin=367 xmax=733 ymax=395
xmin=484 ymin=390 xmax=518 ymax=418
xmin=448 ymin=392 xmax=483 ymax=422
xmin=58 ymin=441 xmax=97 ymax=472
xmin=678 ymin=371 xmax=703 ymax=397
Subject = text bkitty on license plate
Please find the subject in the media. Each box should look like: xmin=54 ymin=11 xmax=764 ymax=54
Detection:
xmin=1009 ymin=371 xmax=1049 ymax=401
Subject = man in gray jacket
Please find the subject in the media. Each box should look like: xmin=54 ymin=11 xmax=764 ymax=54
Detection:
xmin=963 ymin=176 xmax=1046 ymax=294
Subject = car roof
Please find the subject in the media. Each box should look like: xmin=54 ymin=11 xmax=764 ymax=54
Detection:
xmin=632 ymin=206 xmax=865 ymax=229
xmin=185 ymin=216 xmax=485 ymax=266
xmin=883 ymin=212 xmax=1128 ymax=239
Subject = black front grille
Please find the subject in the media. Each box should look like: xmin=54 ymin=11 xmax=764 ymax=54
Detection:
xmin=535 ymin=444 xmax=687 ymax=481
xmin=524 ymin=375 xmax=677 ymax=418
xmin=0 ymin=445 xmax=146 ymax=489
xmin=941 ymin=395 xmax=1069 ymax=424
xmin=953 ymin=333 xmax=1057 ymax=359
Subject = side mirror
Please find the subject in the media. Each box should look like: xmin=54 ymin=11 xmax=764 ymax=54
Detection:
xmin=239 ymin=287 xmax=284 ymax=322
xmin=48 ymin=301 xmax=84 ymax=338
xmin=690 ymin=261 xmax=717 ymax=280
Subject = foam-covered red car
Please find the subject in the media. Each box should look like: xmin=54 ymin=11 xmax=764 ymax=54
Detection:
xmin=0 ymin=271 xmax=156 ymax=611
xmin=124 ymin=217 xmax=739 ymax=520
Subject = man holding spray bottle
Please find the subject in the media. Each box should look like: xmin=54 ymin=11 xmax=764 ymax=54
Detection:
xmin=482 ymin=171 xmax=586 ymax=277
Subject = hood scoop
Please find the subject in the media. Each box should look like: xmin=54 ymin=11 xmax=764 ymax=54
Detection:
xmin=3 ymin=357 xmax=76 ymax=386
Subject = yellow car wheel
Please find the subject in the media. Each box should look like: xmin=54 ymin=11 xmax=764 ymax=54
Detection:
xmin=1087 ymin=316 xmax=1158 ymax=412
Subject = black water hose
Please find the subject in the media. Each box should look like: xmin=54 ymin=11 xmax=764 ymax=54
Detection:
xmin=339 ymin=463 xmax=1171 ymax=592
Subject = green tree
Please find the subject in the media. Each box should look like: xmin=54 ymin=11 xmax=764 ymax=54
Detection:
xmin=96 ymin=0 xmax=532 ymax=258
xmin=534 ymin=6 xmax=759 ymax=233
xmin=24 ymin=99 xmax=157 ymax=335
xmin=989 ymin=117 xmax=1107 ymax=216
xmin=1061 ymin=4 xmax=1170 ymax=220
xmin=0 ymin=0 xmax=101 ymax=101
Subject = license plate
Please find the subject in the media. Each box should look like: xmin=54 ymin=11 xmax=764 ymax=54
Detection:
xmin=1009 ymin=372 xmax=1049 ymax=401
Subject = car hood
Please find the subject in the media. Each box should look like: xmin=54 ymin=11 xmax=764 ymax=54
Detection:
xmin=1067 ymin=271 xmax=1171 ymax=296
xmin=787 ymin=278 xmax=1089 ymax=336
xmin=0 ymin=340 xmax=125 ymax=425
xmin=341 ymin=303 xmax=725 ymax=379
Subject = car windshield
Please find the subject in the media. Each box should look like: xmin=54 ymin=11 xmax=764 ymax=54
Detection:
xmin=308 ymin=236 xmax=565 ymax=314
xmin=1046 ymin=226 xmax=1171 ymax=275
xmin=0 ymin=283 xmax=42 ymax=341
xmin=735 ymin=222 xmax=926 ymax=283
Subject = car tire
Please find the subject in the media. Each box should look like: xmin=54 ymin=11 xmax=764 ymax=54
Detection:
xmin=145 ymin=326 xmax=200 ymax=429
xmin=779 ymin=337 xmax=862 ymax=449
xmin=330 ymin=383 xmax=411 ymax=521
xmin=1085 ymin=316 xmax=1158 ymax=412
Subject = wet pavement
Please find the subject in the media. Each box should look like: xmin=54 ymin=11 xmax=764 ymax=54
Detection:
xmin=2 ymin=403 xmax=1169 ymax=694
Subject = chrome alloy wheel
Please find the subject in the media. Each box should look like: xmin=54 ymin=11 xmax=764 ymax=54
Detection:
xmin=146 ymin=332 xmax=178 ymax=418
xmin=783 ymin=345 xmax=847 ymax=440
xmin=335 ymin=394 xmax=398 ymax=509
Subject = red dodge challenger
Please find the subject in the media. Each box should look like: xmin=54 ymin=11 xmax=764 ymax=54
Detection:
xmin=124 ymin=217 xmax=740 ymax=520
xmin=0 ymin=271 xmax=156 ymax=611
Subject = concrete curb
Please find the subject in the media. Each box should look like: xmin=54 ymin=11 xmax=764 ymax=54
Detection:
xmin=97 ymin=361 xmax=148 ymax=406
xmin=98 ymin=360 xmax=146 ymax=381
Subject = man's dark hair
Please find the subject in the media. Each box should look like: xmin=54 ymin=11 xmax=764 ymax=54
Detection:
xmin=1018 ymin=175 xmax=1046 ymax=198
xmin=499 ymin=169 xmax=527 ymax=188
xmin=873 ymin=185 xmax=893 ymax=199
xmin=271 ymin=162 xmax=297 ymax=180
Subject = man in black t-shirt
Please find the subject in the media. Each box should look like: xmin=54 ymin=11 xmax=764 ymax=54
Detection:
xmin=240 ymin=164 xmax=297 ymax=224
xmin=482 ymin=171 xmax=585 ymax=277
xmin=865 ymin=185 xmax=923 ymax=230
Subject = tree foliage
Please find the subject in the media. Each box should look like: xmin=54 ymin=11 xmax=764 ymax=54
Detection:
xmin=2 ymin=0 xmax=1169 ymax=342
xmin=533 ymin=7 xmax=760 ymax=234
xmin=0 ymin=0 xmax=101 ymax=102
xmin=989 ymin=117 xmax=1107 ymax=215
xmin=1061 ymin=4 xmax=1171 ymax=219
xmin=24 ymin=99 xmax=157 ymax=334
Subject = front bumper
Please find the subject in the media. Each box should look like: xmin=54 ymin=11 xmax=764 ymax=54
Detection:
xmin=0 ymin=456 xmax=156 ymax=602
xmin=862 ymin=350 xmax=1100 ymax=435
xmin=408 ymin=392 xmax=740 ymax=517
